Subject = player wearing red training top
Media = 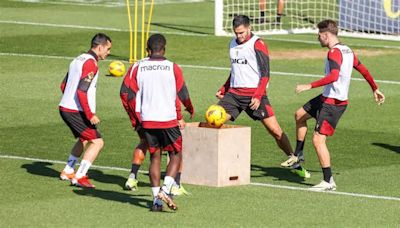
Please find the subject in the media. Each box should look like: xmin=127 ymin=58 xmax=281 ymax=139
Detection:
xmin=127 ymin=34 xmax=194 ymax=211
xmin=59 ymin=33 xmax=112 ymax=188
xmin=281 ymin=19 xmax=385 ymax=191
xmin=120 ymin=58 xmax=190 ymax=196
xmin=216 ymin=15 xmax=310 ymax=178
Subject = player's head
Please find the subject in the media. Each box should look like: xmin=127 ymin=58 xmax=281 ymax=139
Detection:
xmin=91 ymin=33 xmax=112 ymax=60
xmin=147 ymin=34 xmax=166 ymax=57
xmin=232 ymin=15 xmax=251 ymax=44
xmin=317 ymin=19 xmax=339 ymax=47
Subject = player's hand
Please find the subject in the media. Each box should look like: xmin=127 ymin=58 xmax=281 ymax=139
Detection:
xmin=216 ymin=91 xmax=224 ymax=99
xmin=374 ymin=89 xmax=385 ymax=105
xmin=295 ymin=84 xmax=312 ymax=94
xmin=90 ymin=115 xmax=100 ymax=125
xmin=178 ymin=119 xmax=186 ymax=130
xmin=186 ymin=107 xmax=195 ymax=119
xmin=249 ymin=97 xmax=260 ymax=110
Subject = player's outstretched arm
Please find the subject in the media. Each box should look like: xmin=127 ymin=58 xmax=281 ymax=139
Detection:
xmin=295 ymin=84 xmax=312 ymax=94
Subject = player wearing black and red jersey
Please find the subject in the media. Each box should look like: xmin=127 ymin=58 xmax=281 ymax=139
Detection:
xmin=281 ymin=20 xmax=385 ymax=191
xmin=216 ymin=15 xmax=310 ymax=178
xmin=127 ymin=34 xmax=194 ymax=211
xmin=59 ymin=33 xmax=112 ymax=188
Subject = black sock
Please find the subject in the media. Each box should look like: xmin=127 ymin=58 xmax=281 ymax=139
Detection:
xmin=276 ymin=14 xmax=282 ymax=22
xmin=175 ymin=172 xmax=181 ymax=186
xmin=294 ymin=140 xmax=304 ymax=156
xmin=260 ymin=11 xmax=265 ymax=17
xmin=131 ymin=164 xmax=140 ymax=177
xmin=322 ymin=167 xmax=332 ymax=183
xmin=294 ymin=165 xmax=302 ymax=171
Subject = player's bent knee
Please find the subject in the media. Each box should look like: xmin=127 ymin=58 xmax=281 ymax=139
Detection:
xmin=91 ymin=138 xmax=104 ymax=148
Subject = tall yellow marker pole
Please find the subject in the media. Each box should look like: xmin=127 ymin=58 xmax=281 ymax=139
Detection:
xmin=134 ymin=0 xmax=138 ymax=62
xmin=141 ymin=0 xmax=146 ymax=59
xmin=145 ymin=0 xmax=155 ymax=49
xmin=126 ymin=0 xmax=133 ymax=63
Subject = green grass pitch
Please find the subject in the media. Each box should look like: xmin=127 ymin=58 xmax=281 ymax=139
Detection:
xmin=0 ymin=0 xmax=399 ymax=227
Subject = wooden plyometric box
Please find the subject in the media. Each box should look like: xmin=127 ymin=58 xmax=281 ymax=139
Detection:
xmin=181 ymin=122 xmax=251 ymax=187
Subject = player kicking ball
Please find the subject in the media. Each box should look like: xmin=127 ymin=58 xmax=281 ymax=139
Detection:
xmin=281 ymin=19 xmax=385 ymax=191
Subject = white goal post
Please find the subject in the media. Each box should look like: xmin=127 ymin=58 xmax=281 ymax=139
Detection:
xmin=215 ymin=0 xmax=400 ymax=41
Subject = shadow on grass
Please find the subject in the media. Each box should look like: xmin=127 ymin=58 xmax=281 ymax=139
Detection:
xmin=251 ymin=164 xmax=314 ymax=186
xmin=20 ymin=161 xmax=151 ymax=189
xmin=72 ymin=188 xmax=155 ymax=210
xmin=372 ymin=143 xmax=400 ymax=154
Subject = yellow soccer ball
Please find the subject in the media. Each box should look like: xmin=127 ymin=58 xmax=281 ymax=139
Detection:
xmin=108 ymin=60 xmax=126 ymax=77
xmin=205 ymin=105 xmax=227 ymax=128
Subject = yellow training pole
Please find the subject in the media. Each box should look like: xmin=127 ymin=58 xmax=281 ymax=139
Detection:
xmin=141 ymin=0 xmax=146 ymax=59
xmin=145 ymin=0 xmax=154 ymax=48
xmin=126 ymin=0 xmax=134 ymax=63
xmin=134 ymin=0 xmax=138 ymax=62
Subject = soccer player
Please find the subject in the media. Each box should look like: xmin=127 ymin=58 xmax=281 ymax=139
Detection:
xmin=59 ymin=33 xmax=112 ymax=188
xmin=216 ymin=15 xmax=309 ymax=178
xmin=258 ymin=0 xmax=285 ymax=24
xmin=127 ymin=34 xmax=194 ymax=211
xmin=120 ymin=61 xmax=189 ymax=196
xmin=281 ymin=19 xmax=385 ymax=191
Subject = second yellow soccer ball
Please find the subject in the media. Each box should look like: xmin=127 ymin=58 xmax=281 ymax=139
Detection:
xmin=108 ymin=60 xmax=126 ymax=77
xmin=205 ymin=104 xmax=227 ymax=128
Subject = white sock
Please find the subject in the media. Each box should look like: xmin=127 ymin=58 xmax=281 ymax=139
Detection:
xmin=161 ymin=176 xmax=175 ymax=194
xmin=75 ymin=160 xmax=92 ymax=179
xmin=129 ymin=173 xmax=136 ymax=180
xmin=151 ymin=187 xmax=162 ymax=204
xmin=63 ymin=154 xmax=79 ymax=173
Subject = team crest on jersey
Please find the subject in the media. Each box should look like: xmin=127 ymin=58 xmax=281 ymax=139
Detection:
xmin=85 ymin=72 xmax=94 ymax=82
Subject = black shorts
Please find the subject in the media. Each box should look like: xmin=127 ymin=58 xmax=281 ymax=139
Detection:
xmin=59 ymin=109 xmax=102 ymax=141
xmin=218 ymin=92 xmax=274 ymax=121
xmin=303 ymin=95 xmax=347 ymax=136
xmin=142 ymin=126 xmax=182 ymax=153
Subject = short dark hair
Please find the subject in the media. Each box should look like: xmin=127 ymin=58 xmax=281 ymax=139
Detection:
xmin=147 ymin=34 xmax=166 ymax=53
xmin=317 ymin=19 xmax=338 ymax=35
xmin=233 ymin=15 xmax=250 ymax=28
xmin=91 ymin=33 xmax=112 ymax=48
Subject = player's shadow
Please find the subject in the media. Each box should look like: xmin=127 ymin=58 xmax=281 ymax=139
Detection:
xmin=88 ymin=169 xmax=151 ymax=189
xmin=251 ymin=164 xmax=314 ymax=186
xmin=21 ymin=161 xmax=60 ymax=178
xmin=72 ymin=188 xmax=155 ymax=210
xmin=150 ymin=22 xmax=212 ymax=35
xmin=372 ymin=143 xmax=400 ymax=154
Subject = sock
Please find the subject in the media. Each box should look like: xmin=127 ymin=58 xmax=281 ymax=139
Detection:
xmin=161 ymin=176 xmax=175 ymax=194
xmin=151 ymin=187 xmax=162 ymax=205
xmin=294 ymin=140 xmax=305 ymax=156
xmin=130 ymin=164 xmax=140 ymax=178
xmin=175 ymin=172 xmax=181 ymax=186
xmin=128 ymin=173 xmax=136 ymax=180
xmin=260 ymin=11 xmax=265 ymax=17
xmin=63 ymin=154 xmax=78 ymax=173
xmin=75 ymin=160 xmax=92 ymax=179
xmin=292 ymin=163 xmax=302 ymax=170
xmin=322 ymin=167 xmax=332 ymax=183
xmin=276 ymin=14 xmax=282 ymax=22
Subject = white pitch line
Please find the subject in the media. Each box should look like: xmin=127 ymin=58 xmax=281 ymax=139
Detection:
xmin=2 ymin=52 xmax=399 ymax=85
xmin=0 ymin=20 xmax=208 ymax=37
xmin=1 ymin=20 xmax=400 ymax=49
xmin=1 ymin=154 xmax=399 ymax=202
xmin=11 ymin=0 xmax=205 ymax=7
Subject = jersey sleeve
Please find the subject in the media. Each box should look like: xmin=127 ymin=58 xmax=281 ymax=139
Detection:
xmin=353 ymin=53 xmax=378 ymax=91
xmin=253 ymin=39 xmax=270 ymax=100
xmin=218 ymin=74 xmax=231 ymax=95
xmin=127 ymin=65 xmax=141 ymax=126
xmin=174 ymin=63 xmax=194 ymax=116
xmin=120 ymin=65 xmax=138 ymax=127
xmin=76 ymin=59 xmax=98 ymax=120
xmin=311 ymin=48 xmax=341 ymax=88
xmin=60 ymin=72 xmax=68 ymax=93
